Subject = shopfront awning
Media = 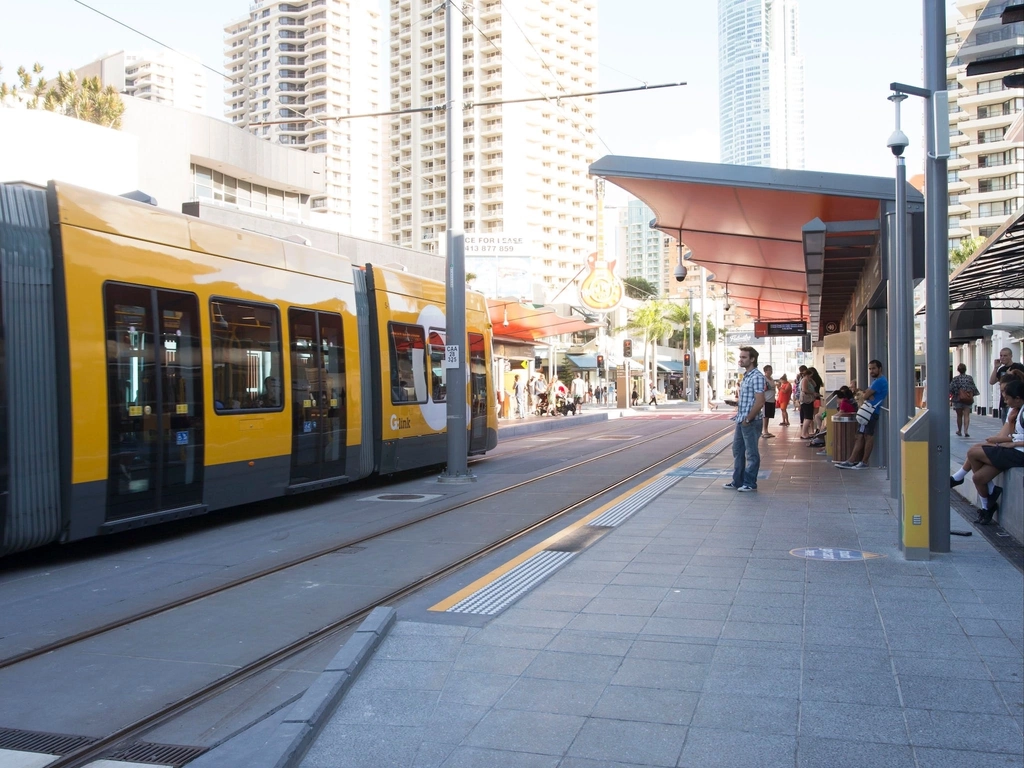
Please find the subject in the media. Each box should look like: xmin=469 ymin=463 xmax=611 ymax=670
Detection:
xmin=590 ymin=156 xmax=922 ymax=339
xmin=566 ymin=354 xmax=597 ymax=369
xmin=657 ymin=360 xmax=684 ymax=373
xmin=488 ymin=298 xmax=602 ymax=342
xmin=948 ymin=206 xmax=1024 ymax=309
xmin=948 ymin=297 xmax=993 ymax=346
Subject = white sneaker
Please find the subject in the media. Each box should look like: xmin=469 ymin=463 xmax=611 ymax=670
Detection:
xmin=850 ymin=462 xmax=868 ymax=470
xmin=737 ymin=485 xmax=757 ymax=492
xmin=723 ymin=482 xmax=738 ymax=490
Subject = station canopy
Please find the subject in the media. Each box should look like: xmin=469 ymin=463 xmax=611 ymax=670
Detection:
xmin=590 ymin=156 xmax=920 ymax=333
xmin=948 ymin=205 xmax=1024 ymax=310
xmin=488 ymin=297 xmax=601 ymax=342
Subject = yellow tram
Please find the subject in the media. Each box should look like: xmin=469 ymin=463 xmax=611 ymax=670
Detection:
xmin=0 ymin=181 xmax=497 ymax=555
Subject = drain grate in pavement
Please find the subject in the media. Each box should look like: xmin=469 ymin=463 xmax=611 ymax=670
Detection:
xmin=0 ymin=727 xmax=96 ymax=756
xmin=107 ymin=740 xmax=208 ymax=766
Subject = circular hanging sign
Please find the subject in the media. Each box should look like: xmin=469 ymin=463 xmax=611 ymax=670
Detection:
xmin=789 ymin=547 xmax=884 ymax=561
xmin=824 ymin=321 xmax=839 ymax=334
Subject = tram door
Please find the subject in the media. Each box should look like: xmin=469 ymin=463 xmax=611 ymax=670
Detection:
xmin=468 ymin=332 xmax=488 ymax=452
xmin=105 ymin=285 xmax=204 ymax=520
xmin=289 ymin=310 xmax=346 ymax=485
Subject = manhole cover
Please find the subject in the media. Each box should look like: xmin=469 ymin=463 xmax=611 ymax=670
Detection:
xmin=359 ymin=493 xmax=442 ymax=503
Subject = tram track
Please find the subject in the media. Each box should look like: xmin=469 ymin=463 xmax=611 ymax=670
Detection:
xmin=35 ymin=420 xmax=731 ymax=768
xmin=0 ymin=416 xmax=721 ymax=671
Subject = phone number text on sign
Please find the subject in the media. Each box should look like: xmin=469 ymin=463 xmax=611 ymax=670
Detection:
xmin=466 ymin=244 xmax=520 ymax=253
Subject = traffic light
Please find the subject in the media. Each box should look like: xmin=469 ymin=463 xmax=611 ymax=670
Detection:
xmin=623 ymin=339 xmax=632 ymax=358
xmin=596 ymin=354 xmax=605 ymax=369
xmin=684 ymin=352 xmax=691 ymax=367
xmin=534 ymin=355 xmax=543 ymax=368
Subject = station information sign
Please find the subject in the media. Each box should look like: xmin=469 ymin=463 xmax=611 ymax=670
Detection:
xmin=754 ymin=320 xmax=808 ymax=338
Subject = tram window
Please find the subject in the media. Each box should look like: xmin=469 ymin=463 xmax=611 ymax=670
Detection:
xmin=388 ymin=323 xmax=426 ymax=404
xmin=428 ymin=329 xmax=446 ymax=402
xmin=469 ymin=332 xmax=488 ymax=417
xmin=210 ymin=299 xmax=283 ymax=412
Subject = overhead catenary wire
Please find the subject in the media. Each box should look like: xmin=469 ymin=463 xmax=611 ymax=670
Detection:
xmin=245 ymin=81 xmax=685 ymax=126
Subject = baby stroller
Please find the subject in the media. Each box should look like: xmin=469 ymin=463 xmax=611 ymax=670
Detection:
xmin=534 ymin=391 xmax=550 ymax=416
xmin=554 ymin=393 xmax=576 ymax=416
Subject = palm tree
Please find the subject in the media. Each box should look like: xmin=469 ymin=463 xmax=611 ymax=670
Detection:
xmin=44 ymin=70 xmax=125 ymax=129
xmin=622 ymin=276 xmax=658 ymax=300
xmin=624 ymin=300 xmax=672 ymax=389
xmin=0 ymin=62 xmax=47 ymax=108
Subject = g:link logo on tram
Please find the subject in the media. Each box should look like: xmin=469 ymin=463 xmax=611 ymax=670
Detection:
xmin=390 ymin=414 xmax=412 ymax=431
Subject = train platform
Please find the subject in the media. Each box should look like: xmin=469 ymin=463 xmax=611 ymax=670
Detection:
xmin=230 ymin=414 xmax=1024 ymax=768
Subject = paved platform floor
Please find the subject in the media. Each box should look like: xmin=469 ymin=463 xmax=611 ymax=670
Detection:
xmin=299 ymin=419 xmax=1024 ymax=768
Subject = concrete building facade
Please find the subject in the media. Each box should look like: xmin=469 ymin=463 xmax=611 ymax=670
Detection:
xmin=224 ymin=0 xmax=384 ymax=239
xmin=0 ymin=97 xmax=324 ymax=225
xmin=718 ymin=0 xmax=805 ymax=169
xmin=387 ymin=0 xmax=599 ymax=302
xmin=946 ymin=0 xmax=1024 ymax=248
xmin=75 ymin=50 xmax=206 ymax=113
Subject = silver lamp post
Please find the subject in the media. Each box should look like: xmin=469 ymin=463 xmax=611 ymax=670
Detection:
xmin=886 ymin=90 xmax=914 ymax=505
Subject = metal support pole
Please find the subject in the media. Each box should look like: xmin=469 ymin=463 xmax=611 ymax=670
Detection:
xmin=924 ymin=0 xmax=950 ymax=551
xmin=440 ymin=0 xmax=471 ymax=483
xmin=868 ymin=307 xmax=888 ymax=472
xmin=886 ymin=203 xmax=901 ymax=499
xmin=856 ymin=323 xmax=868 ymax=392
xmin=715 ymin=297 xmax=724 ymax=402
xmin=700 ymin=267 xmax=708 ymax=412
xmin=887 ymin=113 xmax=913 ymax=508
xmin=688 ymin=288 xmax=694 ymax=402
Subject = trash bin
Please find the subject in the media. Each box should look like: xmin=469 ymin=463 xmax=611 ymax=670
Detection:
xmin=832 ymin=416 xmax=857 ymax=463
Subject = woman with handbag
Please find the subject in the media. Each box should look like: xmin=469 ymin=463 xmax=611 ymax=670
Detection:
xmin=949 ymin=363 xmax=979 ymax=437
xmin=799 ymin=368 xmax=821 ymax=438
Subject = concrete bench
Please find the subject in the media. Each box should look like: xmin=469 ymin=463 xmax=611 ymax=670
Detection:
xmin=954 ymin=466 xmax=1024 ymax=544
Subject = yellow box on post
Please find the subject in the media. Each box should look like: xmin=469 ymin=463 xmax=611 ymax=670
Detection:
xmin=900 ymin=409 xmax=930 ymax=561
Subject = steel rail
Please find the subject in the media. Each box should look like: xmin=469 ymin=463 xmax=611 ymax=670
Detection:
xmin=0 ymin=417 xmax=721 ymax=670
xmin=44 ymin=423 xmax=730 ymax=768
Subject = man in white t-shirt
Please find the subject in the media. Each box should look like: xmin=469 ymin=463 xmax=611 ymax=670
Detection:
xmin=571 ymin=373 xmax=587 ymax=413
xmin=761 ymin=364 xmax=777 ymax=439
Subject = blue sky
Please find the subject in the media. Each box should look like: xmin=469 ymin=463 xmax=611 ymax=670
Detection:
xmin=1 ymin=0 xmax=952 ymax=195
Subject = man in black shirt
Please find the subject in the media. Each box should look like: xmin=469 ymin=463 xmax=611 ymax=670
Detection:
xmin=990 ymin=347 xmax=1024 ymax=419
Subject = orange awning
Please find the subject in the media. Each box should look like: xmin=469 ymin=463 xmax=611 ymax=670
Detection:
xmin=590 ymin=156 xmax=923 ymax=336
xmin=488 ymin=298 xmax=602 ymax=342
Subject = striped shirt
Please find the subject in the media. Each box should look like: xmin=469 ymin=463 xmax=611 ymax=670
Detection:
xmin=736 ymin=368 xmax=767 ymax=423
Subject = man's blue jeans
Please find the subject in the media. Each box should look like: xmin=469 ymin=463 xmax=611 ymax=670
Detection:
xmin=732 ymin=418 xmax=762 ymax=488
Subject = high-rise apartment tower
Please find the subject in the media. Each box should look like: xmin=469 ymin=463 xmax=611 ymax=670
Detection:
xmin=621 ymin=199 xmax=666 ymax=295
xmin=224 ymin=0 xmax=383 ymax=238
xmin=718 ymin=0 xmax=805 ymax=168
xmin=388 ymin=0 xmax=598 ymax=301
xmin=76 ymin=50 xmax=206 ymax=113
xmin=945 ymin=0 xmax=1023 ymax=248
